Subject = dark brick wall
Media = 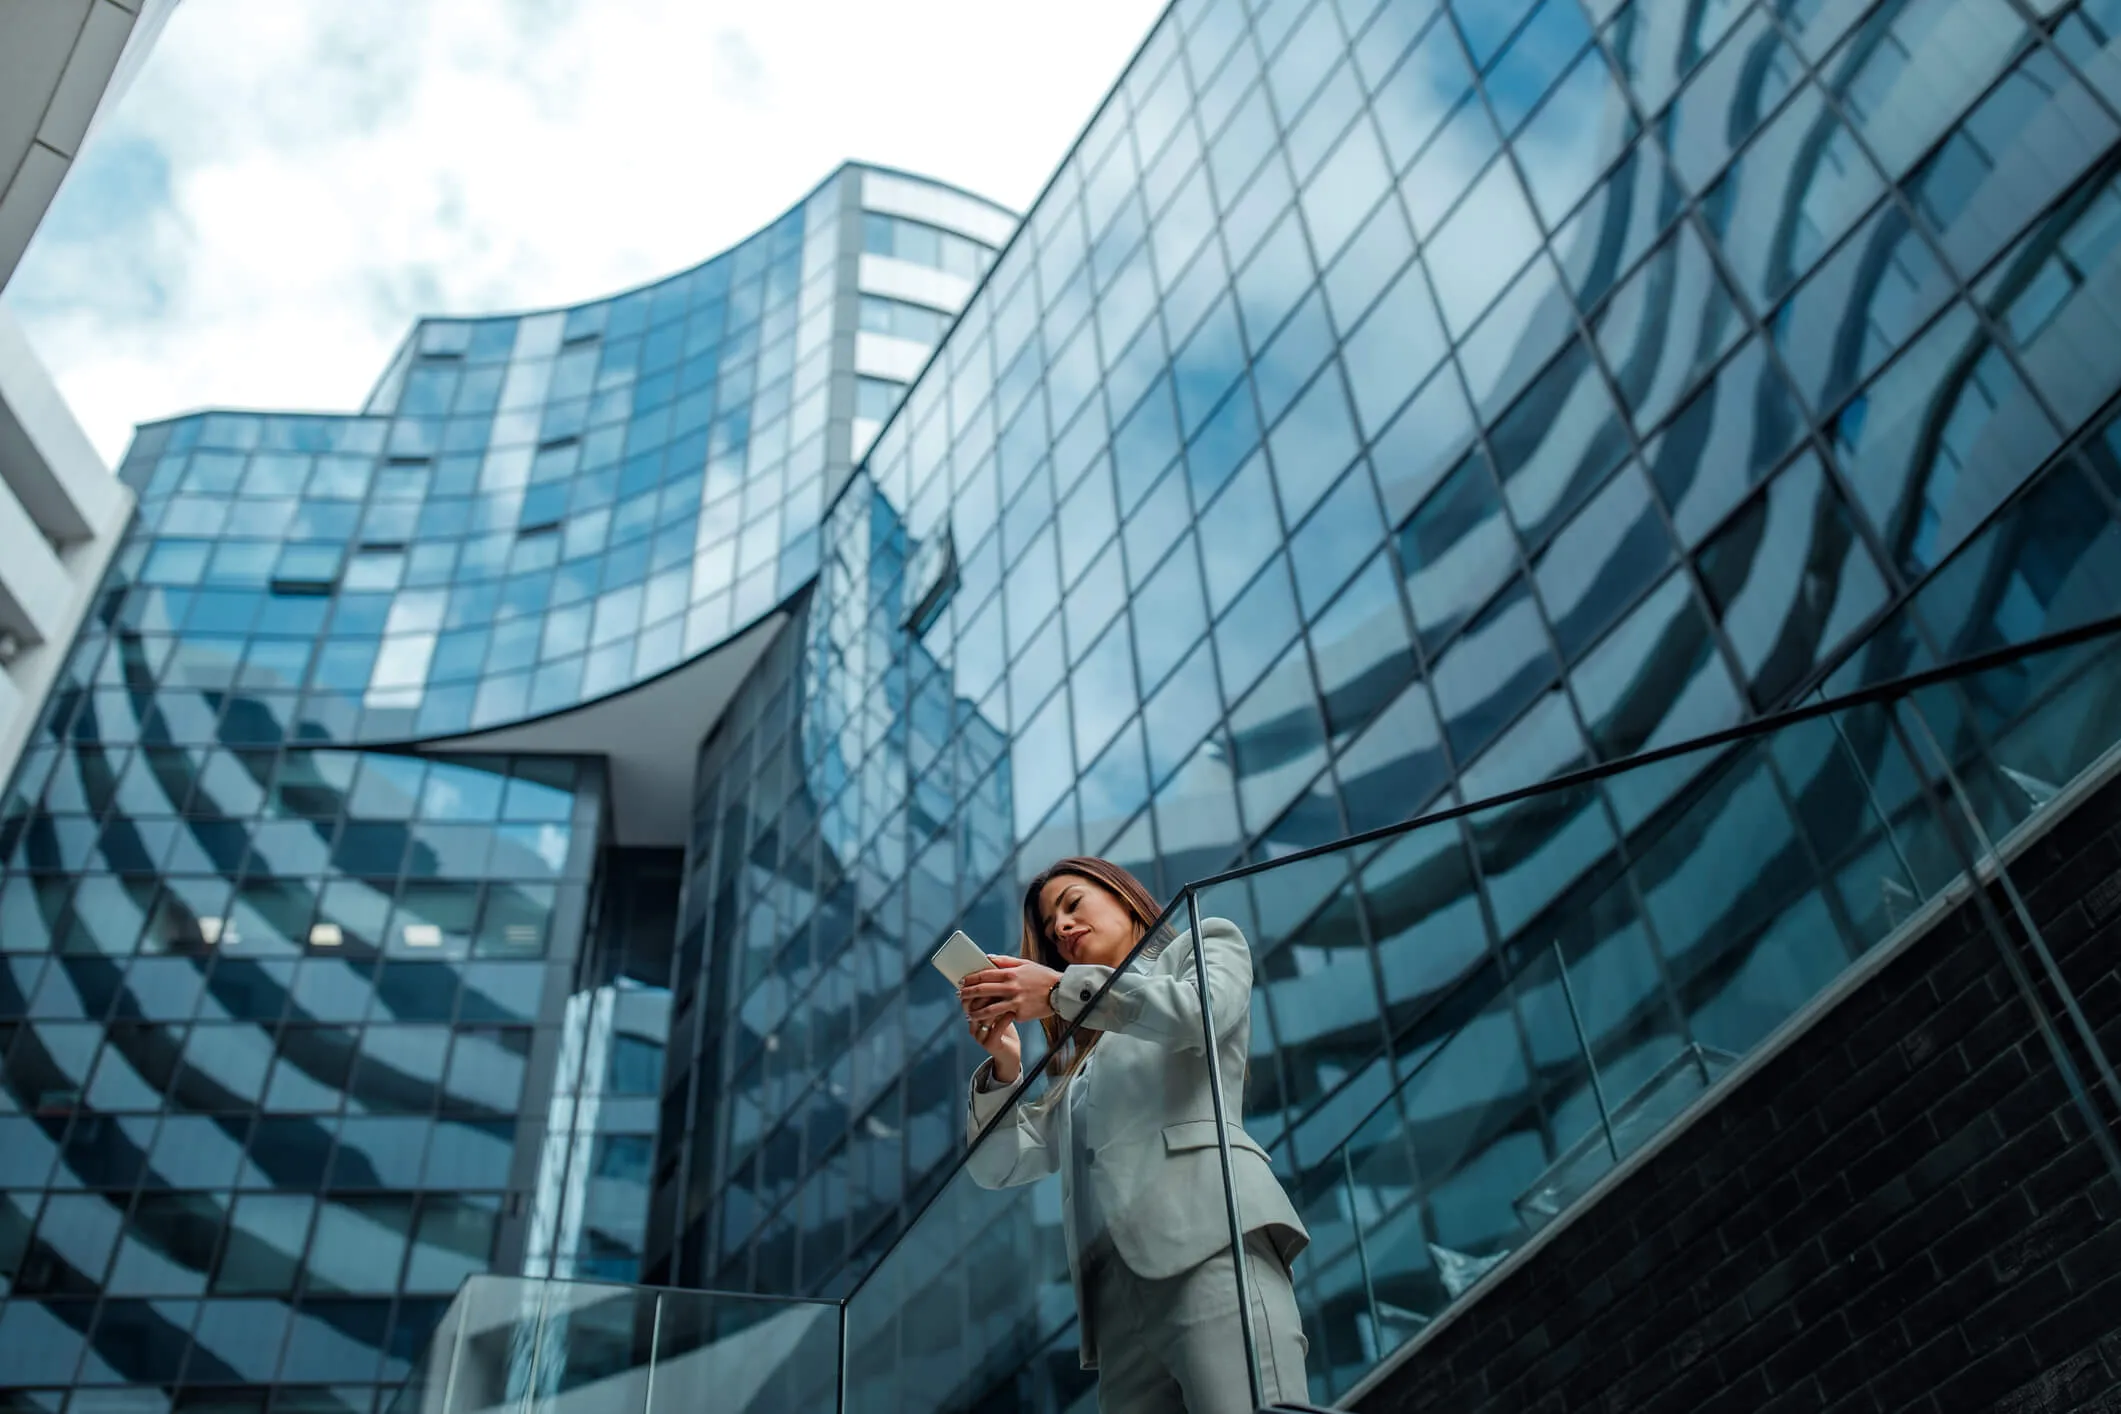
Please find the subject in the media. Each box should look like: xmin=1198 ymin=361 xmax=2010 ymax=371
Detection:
xmin=1357 ymin=775 xmax=2121 ymax=1414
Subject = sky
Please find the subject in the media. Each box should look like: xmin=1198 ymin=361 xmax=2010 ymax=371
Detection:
xmin=4 ymin=0 xmax=1169 ymax=465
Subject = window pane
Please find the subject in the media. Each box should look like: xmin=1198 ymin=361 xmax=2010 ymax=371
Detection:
xmin=1595 ymin=223 xmax=1744 ymax=436
xmin=1336 ymin=679 xmax=1450 ymax=833
xmin=1705 ymin=84 xmax=1884 ymax=309
xmin=1773 ymin=197 xmax=1953 ymax=417
xmin=1311 ymin=553 xmax=1417 ymax=743
xmin=1909 ymin=44 xmax=2118 ymax=282
xmin=1908 ymin=455 xmax=2121 ymax=660
xmin=307 ymin=1197 xmax=413 ymax=1294
xmin=1535 ymin=460 xmax=1674 ymax=663
xmin=1834 ymin=302 xmax=2061 ymax=578
xmin=1425 ymin=161 xmax=1541 ymax=336
xmin=405 ymin=1195 xmax=498 ymax=1293
xmin=215 ymin=1194 xmax=313 ymax=1293
xmin=1431 ymin=578 xmax=1559 ymax=763
xmin=1644 ymin=339 xmax=1807 ymax=546
xmin=1491 ymin=341 xmax=1630 ymax=549
xmin=109 ymin=1192 xmax=221 ymax=1295
xmin=1570 ymin=573 xmax=1744 ymax=762
xmin=1395 ymin=449 xmax=1515 ymax=654
xmin=1697 ymin=454 xmax=1889 ymax=705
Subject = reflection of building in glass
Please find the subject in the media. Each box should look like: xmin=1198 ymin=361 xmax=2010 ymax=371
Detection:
xmin=0 ymin=162 xmax=1007 ymax=1404
xmin=662 ymin=0 xmax=2121 ymax=1372
xmin=12 ymin=0 xmax=2121 ymax=1407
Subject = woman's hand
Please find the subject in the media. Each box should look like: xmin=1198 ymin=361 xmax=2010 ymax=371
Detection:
xmin=960 ymin=954 xmax=1066 ymax=1027
xmin=968 ymin=1013 xmax=1023 ymax=1085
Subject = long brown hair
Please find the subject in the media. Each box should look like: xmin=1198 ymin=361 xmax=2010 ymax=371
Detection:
xmin=1021 ymin=856 xmax=1168 ymax=1078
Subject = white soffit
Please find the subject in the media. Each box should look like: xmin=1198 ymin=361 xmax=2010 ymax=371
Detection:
xmin=408 ymin=611 xmax=788 ymax=848
xmin=0 ymin=0 xmax=145 ymax=291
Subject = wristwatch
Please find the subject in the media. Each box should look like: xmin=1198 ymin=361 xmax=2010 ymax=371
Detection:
xmin=1047 ymin=977 xmax=1063 ymax=1015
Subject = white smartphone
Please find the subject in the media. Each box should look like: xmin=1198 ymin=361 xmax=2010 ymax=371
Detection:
xmin=929 ymin=929 xmax=993 ymax=987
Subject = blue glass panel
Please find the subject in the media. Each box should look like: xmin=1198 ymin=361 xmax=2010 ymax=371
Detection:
xmin=1536 ymin=459 xmax=1673 ymax=664
xmin=1336 ymin=676 xmax=1450 ymax=832
xmin=1698 ymin=453 xmax=1889 ymax=706
xmin=1430 ymin=577 xmax=1559 ymax=762
xmin=1267 ymin=365 xmax=1362 ymax=523
xmin=1289 ymin=462 xmax=1388 ymax=617
xmin=1773 ymin=197 xmax=1954 ymax=417
xmin=1215 ymin=555 xmax=1303 ymax=705
xmin=1425 ymin=161 xmax=1541 ymax=336
xmin=1515 ymin=46 xmax=1636 ymax=225
xmin=1395 ymin=449 xmax=1515 ymax=653
xmin=1302 ymin=119 xmax=1394 ymax=264
xmin=1834 ymin=302 xmax=2062 ymax=578
xmin=1484 ymin=0 xmax=1595 ymax=133
xmin=1312 ymin=552 xmax=1417 ymax=743
xmin=1341 ymin=260 xmax=1448 ymax=436
xmin=1132 ymin=541 xmax=1209 ymax=693
xmin=1703 ymin=83 xmax=1885 ymax=310
xmin=1570 ymin=572 xmax=1742 ymax=762
xmin=1491 ymin=341 xmax=1629 ymax=550
xmin=1644 ymin=338 xmax=1808 ymax=546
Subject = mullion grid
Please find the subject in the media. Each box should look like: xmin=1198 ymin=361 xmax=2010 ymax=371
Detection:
xmin=687 ymin=0 xmax=2121 ymax=1322
xmin=1263 ymin=0 xmax=2121 ymax=1170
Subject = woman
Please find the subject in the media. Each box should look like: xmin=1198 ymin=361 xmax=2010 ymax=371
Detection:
xmin=956 ymin=856 xmax=1312 ymax=1413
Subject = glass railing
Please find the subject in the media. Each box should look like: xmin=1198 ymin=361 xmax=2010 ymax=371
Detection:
xmin=388 ymin=613 xmax=2121 ymax=1413
xmin=1189 ymin=615 xmax=2121 ymax=1403
xmin=841 ymin=875 xmax=1272 ymax=1412
xmin=382 ymin=1275 xmax=843 ymax=1414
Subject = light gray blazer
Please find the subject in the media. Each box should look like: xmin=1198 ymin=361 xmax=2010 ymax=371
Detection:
xmin=965 ymin=916 xmax=1308 ymax=1369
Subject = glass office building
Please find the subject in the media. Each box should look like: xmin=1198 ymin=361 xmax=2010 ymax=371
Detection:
xmin=0 ymin=162 xmax=1009 ymax=1409
xmin=671 ymin=0 xmax=2121 ymax=1305
xmin=11 ymin=0 xmax=2121 ymax=1406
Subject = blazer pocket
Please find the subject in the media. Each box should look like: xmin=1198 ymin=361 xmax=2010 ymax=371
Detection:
xmin=1161 ymin=1119 xmax=1271 ymax=1162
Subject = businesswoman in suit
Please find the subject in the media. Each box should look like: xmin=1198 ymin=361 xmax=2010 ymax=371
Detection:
xmin=956 ymin=856 xmax=1312 ymax=1413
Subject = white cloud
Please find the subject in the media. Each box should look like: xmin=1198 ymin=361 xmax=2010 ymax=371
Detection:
xmin=4 ymin=0 xmax=1169 ymax=463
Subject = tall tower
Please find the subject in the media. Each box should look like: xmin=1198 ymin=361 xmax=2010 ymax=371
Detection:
xmin=0 ymin=162 xmax=1010 ymax=1405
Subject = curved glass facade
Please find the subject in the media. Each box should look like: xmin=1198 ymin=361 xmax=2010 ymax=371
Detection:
xmin=108 ymin=165 xmax=1007 ymax=744
xmin=11 ymin=1 xmax=2121 ymax=1409
xmin=0 ymin=164 xmax=1007 ymax=1411
xmin=662 ymin=0 xmax=2121 ymax=1376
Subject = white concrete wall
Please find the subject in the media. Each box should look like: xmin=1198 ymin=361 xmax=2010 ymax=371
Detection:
xmin=857 ymin=252 xmax=978 ymax=314
xmin=859 ymin=169 xmax=1017 ymax=248
xmin=0 ymin=306 xmax=132 ymax=785
xmin=0 ymin=0 xmax=165 ymax=786
xmin=854 ymin=329 xmax=935 ymax=384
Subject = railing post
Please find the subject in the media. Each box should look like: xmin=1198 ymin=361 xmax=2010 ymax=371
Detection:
xmin=837 ymin=1292 xmax=850 ymax=1414
xmin=1893 ymin=695 xmax=2121 ymax=1185
xmin=1551 ymin=938 xmax=1619 ymax=1166
xmin=641 ymin=1290 xmax=663 ymax=1414
xmin=438 ymin=1282 xmax=472 ymax=1414
xmin=1188 ymin=888 xmax=1264 ymax=1411
xmin=1343 ymin=1142 xmax=1379 ymax=1364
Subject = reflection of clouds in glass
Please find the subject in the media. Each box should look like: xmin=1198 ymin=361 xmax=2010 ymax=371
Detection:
xmin=1426 ymin=162 xmax=1541 ymax=338
xmin=534 ymin=823 xmax=568 ymax=874
xmin=1401 ymin=96 xmax=1500 ymax=235
xmin=1512 ymin=49 xmax=1635 ymax=225
xmin=1459 ymin=257 xmax=1573 ymax=418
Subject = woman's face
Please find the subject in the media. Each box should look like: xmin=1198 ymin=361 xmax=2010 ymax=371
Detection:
xmin=1037 ymin=872 xmax=1138 ymax=970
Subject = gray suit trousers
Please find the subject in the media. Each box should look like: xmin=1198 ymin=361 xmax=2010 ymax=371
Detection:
xmin=1087 ymin=1230 xmax=1313 ymax=1414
